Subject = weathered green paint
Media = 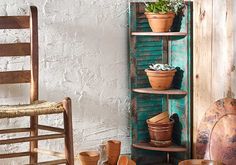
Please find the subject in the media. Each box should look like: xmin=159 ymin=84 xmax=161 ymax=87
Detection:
xmin=129 ymin=2 xmax=193 ymax=165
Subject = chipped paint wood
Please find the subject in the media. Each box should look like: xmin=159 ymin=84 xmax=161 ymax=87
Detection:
xmin=193 ymin=0 xmax=235 ymax=158
xmin=193 ymin=0 xmax=213 ymax=157
xmin=233 ymin=0 xmax=236 ymax=97
xmin=212 ymin=0 xmax=234 ymax=100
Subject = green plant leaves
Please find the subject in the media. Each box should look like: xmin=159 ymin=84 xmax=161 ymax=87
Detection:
xmin=145 ymin=0 xmax=184 ymax=14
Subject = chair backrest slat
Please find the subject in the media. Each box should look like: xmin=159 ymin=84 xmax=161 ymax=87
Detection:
xmin=0 ymin=71 xmax=31 ymax=84
xmin=0 ymin=6 xmax=39 ymax=102
xmin=0 ymin=16 xmax=30 ymax=29
xmin=0 ymin=43 xmax=31 ymax=57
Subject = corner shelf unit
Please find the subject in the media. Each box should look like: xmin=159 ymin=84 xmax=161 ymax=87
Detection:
xmin=128 ymin=2 xmax=193 ymax=165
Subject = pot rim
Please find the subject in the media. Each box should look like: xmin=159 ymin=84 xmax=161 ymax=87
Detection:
xmin=147 ymin=118 xmax=174 ymax=125
xmin=145 ymin=69 xmax=177 ymax=73
xmin=79 ymin=151 xmax=100 ymax=161
xmin=148 ymin=125 xmax=173 ymax=129
xmin=107 ymin=140 xmax=121 ymax=145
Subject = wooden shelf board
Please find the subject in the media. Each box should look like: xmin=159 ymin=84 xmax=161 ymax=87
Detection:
xmin=132 ymin=143 xmax=187 ymax=152
xmin=131 ymin=32 xmax=187 ymax=36
xmin=132 ymin=88 xmax=187 ymax=95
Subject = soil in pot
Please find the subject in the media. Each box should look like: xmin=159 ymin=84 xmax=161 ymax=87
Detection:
xmin=145 ymin=12 xmax=175 ymax=32
xmin=145 ymin=69 xmax=176 ymax=90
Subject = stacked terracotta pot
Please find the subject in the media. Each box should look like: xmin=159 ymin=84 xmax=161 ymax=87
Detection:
xmin=78 ymin=140 xmax=136 ymax=165
xmin=147 ymin=112 xmax=174 ymax=147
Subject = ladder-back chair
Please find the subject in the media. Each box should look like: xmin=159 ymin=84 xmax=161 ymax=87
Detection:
xmin=0 ymin=6 xmax=74 ymax=165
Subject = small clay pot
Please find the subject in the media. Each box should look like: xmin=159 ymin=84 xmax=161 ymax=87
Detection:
xmin=178 ymin=159 xmax=224 ymax=165
xmin=79 ymin=151 xmax=100 ymax=165
xmin=145 ymin=69 xmax=176 ymax=90
xmin=149 ymin=112 xmax=169 ymax=123
xmin=145 ymin=12 xmax=175 ymax=32
xmin=117 ymin=156 xmax=136 ymax=165
xmin=106 ymin=140 xmax=121 ymax=165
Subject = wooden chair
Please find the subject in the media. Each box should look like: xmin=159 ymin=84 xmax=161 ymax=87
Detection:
xmin=0 ymin=6 xmax=74 ymax=165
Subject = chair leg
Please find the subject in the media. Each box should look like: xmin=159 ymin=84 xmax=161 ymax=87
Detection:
xmin=63 ymin=97 xmax=74 ymax=165
xmin=30 ymin=116 xmax=38 ymax=163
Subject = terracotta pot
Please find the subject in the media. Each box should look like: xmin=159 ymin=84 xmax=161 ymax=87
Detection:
xmin=79 ymin=151 xmax=100 ymax=165
xmin=106 ymin=140 xmax=121 ymax=165
xmin=117 ymin=156 xmax=136 ymax=165
xmin=156 ymin=116 xmax=170 ymax=123
xmin=145 ymin=69 xmax=176 ymax=90
xmin=149 ymin=111 xmax=169 ymax=123
xmin=145 ymin=12 xmax=175 ymax=32
xmin=147 ymin=119 xmax=174 ymax=147
xmin=147 ymin=119 xmax=173 ymax=127
xmin=178 ymin=159 xmax=224 ymax=165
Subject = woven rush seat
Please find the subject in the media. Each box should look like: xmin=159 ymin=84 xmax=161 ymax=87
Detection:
xmin=0 ymin=101 xmax=64 ymax=118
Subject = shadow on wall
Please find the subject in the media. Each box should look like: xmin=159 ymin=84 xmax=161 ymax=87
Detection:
xmin=170 ymin=113 xmax=183 ymax=145
xmin=172 ymin=67 xmax=184 ymax=89
xmin=171 ymin=10 xmax=184 ymax=32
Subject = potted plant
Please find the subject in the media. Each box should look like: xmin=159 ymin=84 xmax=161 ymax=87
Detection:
xmin=144 ymin=0 xmax=185 ymax=32
xmin=145 ymin=63 xmax=176 ymax=90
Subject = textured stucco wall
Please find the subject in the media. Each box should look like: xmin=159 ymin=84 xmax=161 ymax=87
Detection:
xmin=0 ymin=0 xmax=130 ymax=164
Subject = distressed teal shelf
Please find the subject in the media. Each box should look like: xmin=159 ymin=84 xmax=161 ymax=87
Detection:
xmin=129 ymin=1 xmax=193 ymax=165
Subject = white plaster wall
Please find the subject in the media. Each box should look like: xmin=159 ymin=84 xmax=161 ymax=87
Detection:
xmin=0 ymin=0 xmax=130 ymax=164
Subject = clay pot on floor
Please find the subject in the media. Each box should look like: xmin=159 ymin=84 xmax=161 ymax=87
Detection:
xmin=118 ymin=156 xmax=136 ymax=165
xmin=79 ymin=151 xmax=100 ymax=165
xmin=106 ymin=140 xmax=121 ymax=165
xmin=145 ymin=69 xmax=176 ymax=90
xmin=147 ymin=119 xmax=174 ymax=147
xmin=145 ymin=12 xmax=175 ymax=32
